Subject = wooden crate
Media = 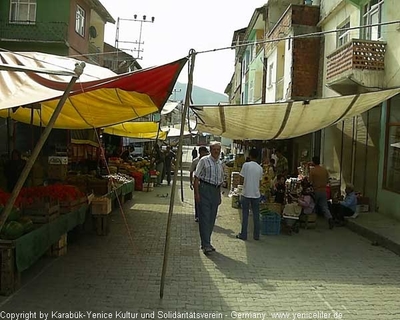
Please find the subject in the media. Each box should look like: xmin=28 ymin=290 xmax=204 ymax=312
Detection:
xmin=143 ymin=182 xmax=154 ymax=192
xmin=46 ymin=233 xmax=68 ymax=257
xmin=91 ymin=197 xmax=112 ymax=215
xmin=23 ymin=203 xmax=60 ymax=224
xmin=89 ymin=180 xmax=111 ymax=196
xmin=0 ymin=242 xmax=20 ymax=296
xmin=92 ymin=214 xmax=110 ymax=236
xmin=48 ymin=164 xmax=68 ymax=181
xmin=59 ymin=197 xmax=87 ymax=214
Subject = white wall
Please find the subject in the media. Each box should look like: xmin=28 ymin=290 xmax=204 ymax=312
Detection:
xmin=283 ymin=37 xmax=293 ymax=100
xmin=320 ymin=3 xmax=359 ymax=98
xmin=320 ymin=0 xmax=345 ymax=21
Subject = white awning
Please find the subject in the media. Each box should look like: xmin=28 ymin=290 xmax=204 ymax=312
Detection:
xmin=192 ymin=88 xmax=400 ymax=140
xmin=161 ymin=101 xmax=181 ymax=115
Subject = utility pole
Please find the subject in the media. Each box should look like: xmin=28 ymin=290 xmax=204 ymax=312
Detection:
xmin=171 ymin=88 xmax=181 ymax=101
xmin=115 ymin=14 xmax=155 ymax=61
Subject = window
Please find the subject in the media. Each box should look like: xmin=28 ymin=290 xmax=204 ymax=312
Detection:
xmin=75 ymin=5 xmax=86 ymax=37
xmin=384 ymin=95 xmax=400 ymax=193
xmin=9 ymin=0 xmax=36 ymax=24
xmin=362 ymin=0 xmax=384 ymax=40
xmin=337 ymin=20 xmax=350 ymax=48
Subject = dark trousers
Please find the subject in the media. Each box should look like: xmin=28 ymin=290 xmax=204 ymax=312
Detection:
xmin=195 ymin=199 xmax=201 ymax=219
xmin=198 ymin=182 xmax=221 ymax=249
xmin=165 ymin=165 xmax=172 ymax=184
xmin=331 ymin=203 xmax=355 ymax=221
xmin=240 ymin=196 xmax=260 ymax=240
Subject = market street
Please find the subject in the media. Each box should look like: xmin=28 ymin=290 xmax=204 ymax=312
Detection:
xmin=1 ymin=176 xmax=400 ymax=320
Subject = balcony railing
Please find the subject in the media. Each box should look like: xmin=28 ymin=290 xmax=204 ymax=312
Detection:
xmin=0 ymin=21 xmax=68 ymax=43
xmin=326 ymin=39 xmax=386 ymax=80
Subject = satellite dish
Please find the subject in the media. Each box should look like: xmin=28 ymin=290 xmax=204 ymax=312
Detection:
xmin=89 ymin=26 xmax=97 ymax=39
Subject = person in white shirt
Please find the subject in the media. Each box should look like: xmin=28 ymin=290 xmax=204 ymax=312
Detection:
xmin=236 ymin=148 xmax=263 ymax=241
xmin=189 ymin=146 xmax=209 ymax=222
xmin=194 ymin=141 xmax=224 ymax=255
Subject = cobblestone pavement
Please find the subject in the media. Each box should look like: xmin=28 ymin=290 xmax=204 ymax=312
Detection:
xmin=1 ymin=176 xmax=400 ymax=320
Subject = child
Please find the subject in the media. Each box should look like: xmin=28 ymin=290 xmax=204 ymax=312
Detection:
xmin=297 ymin=184 xmax=315 ymax=214
xmin=274 ymin=174 xmax=286 ymax=204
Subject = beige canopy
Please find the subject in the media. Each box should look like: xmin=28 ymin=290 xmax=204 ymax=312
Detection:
xmin=192 ymin=88 xmax=400 ymax=140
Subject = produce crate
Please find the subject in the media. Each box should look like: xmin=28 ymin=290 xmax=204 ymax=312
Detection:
xmin=23 ymin=202 xmax=60 ymax=224
xmin=231 ymin=195 xmax=240 ymax=209
xmin=231 ymin=172 xmax=243 ymax=190
xmin=48 ymin=164 xmax=68 ymax=181
xmin=59 ymin=197 xmax=87 ymax=214
xmin=46 ymin=233 xmax=68 ymax=257
xmin=0 ymin=241 xmax=20 ymax=296
xmin=143 ymin=182 xmax=154 ymax=192
xmin=260 ymin=212 xmax=281 ymax=235
xmin=92 ymin=214 xmax=110 ymax=236
xmin=88 ymin=180 xmax=111 ymax=196
xmin=91 ymin=197 xmax=112 ymax=215
xmin=260 ymin=202 xmax=283 ymax=214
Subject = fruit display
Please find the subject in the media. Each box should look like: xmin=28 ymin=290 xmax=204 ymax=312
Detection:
xmin=103 ymin=173 xmax=133 ymax=186
xmin=0 ymin=220 xmax=24 ymax=240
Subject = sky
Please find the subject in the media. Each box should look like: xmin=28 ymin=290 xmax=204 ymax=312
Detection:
xmin=100 ymin=0 xmax=266 ymax=94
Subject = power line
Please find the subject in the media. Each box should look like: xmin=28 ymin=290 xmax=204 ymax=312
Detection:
xmin=196 ymin=20 xmax=400 ymax=55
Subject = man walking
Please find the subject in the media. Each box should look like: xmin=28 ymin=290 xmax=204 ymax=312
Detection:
xmin=190 ymin=146 xmax=209 ymax=222
xmin=192 ymin=147 xmax=198 ymax=160
xmin=236 ymin=148 xmax=263 ymax=241
xmin=309 ymin=156 xmax=334 ymax=229
xmin=194 ymin=141 xmax=224 ymax=255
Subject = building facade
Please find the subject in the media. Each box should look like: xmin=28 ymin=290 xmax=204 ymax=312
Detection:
xmin=319 ymin=0 xmax=400 ymax=219
xmin=0 ymin=0 xmax=114 ymax=64
xmin=225 ymin=0 xmax=320 ymax=173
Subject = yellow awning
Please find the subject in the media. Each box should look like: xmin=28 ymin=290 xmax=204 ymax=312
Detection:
xmin=103 ymin=122 xmax=167 ymax=140
xmin=0 ymin=51 xmax=187 ymax=129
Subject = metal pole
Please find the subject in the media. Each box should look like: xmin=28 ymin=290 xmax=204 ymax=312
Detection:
xmin=0 ymin=62 xmax=85 ymax=231
xmin=137 ymin=20 xmax=143 ymax=59
xmin=160 ymin=51 xmax=194 ymax=299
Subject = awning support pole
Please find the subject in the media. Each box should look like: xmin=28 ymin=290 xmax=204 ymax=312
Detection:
xmin=0 ymin=62 xmax=85 ymax=231
xmin=160 ymin=50 xmax=195 ymax=299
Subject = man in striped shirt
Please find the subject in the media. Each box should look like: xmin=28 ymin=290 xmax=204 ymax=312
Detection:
xmin=194 ymin=141 xmax=224 ymax=255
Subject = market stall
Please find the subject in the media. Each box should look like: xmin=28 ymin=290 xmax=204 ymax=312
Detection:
xmin=0 ymin=52 xmax=186 ymax=296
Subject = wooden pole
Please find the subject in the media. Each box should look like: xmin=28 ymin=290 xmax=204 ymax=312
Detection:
xmin=0 ymin=62 xmax=85 ymax=231
xmin=160 ymin=50 xmax=194 ymax=298
xmin=180 ymin=146 xmax=184 ymax=202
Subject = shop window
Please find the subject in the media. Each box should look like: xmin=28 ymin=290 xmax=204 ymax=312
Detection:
xmin=362 ymin=0 xmax=384 ymax=40
xmin=9 ymin=0 xmax=36 ymax=24
xmin=75 ymin=5 xmax=86 ymax=37
xmin=337 ymin=19 xmax=350 ymax=48
xmin=384 ymin=95 xmax=400 ymax=193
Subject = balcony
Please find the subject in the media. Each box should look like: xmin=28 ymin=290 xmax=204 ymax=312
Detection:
xmin=326 ymin=39 xmax=386 ymax=95
xmin=0 ymin=21 xmax=68 ymax=43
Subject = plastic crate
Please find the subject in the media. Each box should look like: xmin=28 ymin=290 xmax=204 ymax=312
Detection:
xmin=260 ymin=212 xmax=281 ymax=235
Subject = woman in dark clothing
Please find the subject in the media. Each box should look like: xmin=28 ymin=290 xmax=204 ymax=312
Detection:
xmin=274 ymin=174 xmax=286 ymax=204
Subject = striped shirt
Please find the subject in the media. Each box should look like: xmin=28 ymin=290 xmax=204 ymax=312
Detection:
xmin=194 ymin=155 xmax=224 ymax=186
